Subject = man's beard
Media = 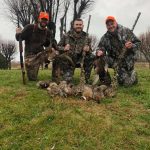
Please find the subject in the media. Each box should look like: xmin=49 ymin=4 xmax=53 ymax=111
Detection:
xmin=39 ymin=22 xmax=47 ymax=29
xmin=108 ymin=25 xmax=118 ymax=35
xmin=108 ymin=27 xmax=118 ymax=36
xmin=74 ymin=28 xmax=82 ymax=33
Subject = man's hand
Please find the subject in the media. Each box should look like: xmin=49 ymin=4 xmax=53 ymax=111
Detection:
xmin=51 ymin=48 xmax=59 ymax=55
xmin=83 ymin=45 xmax=90 ymax=52
xmin=64 ymin=44 xmax=70 ymax=51
xmin=125 ymin=41 xmax=133 ymax=49
xmin=51 ymin=48 xmax=56 ymax=53
xmin=16 ymin=27 xmax=22 ymax=34
xmin=96 ymin=50 xmax=104 ymax=57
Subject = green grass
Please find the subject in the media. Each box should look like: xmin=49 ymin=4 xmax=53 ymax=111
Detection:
xmin=0 ymin=67 xmax=150 ymax=150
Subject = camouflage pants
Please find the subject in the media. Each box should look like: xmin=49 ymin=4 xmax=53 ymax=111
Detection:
xmin=99 ymin=54 xmax=138 ymax=86
xmin=25 ymin=55 xmax=41 ymax=81
xmin=52 ymin=53 xmax=95 ymax=83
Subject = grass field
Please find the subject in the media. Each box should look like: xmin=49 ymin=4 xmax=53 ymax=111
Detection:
xmin=0 ymin=66 xmax=150 ymax=150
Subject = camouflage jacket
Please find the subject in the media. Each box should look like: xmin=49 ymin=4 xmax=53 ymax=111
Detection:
xmin=16 ymin=24 xmax=51 ymax=57
xmin=58 ymin=30 xmax=91 ymax=54
xmin=98 ymin=24 xmax=141 ymax=58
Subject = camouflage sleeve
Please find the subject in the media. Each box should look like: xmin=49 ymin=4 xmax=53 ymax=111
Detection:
xmin=128 ymin=29 xmax=141 ymax=50
xmin=122 ymin=27 xmax=141 ymax=50
xmin=15 ymin=24 xmax=33 ymax=41
xmin=97 ymin=35 xmax=107 ymax=54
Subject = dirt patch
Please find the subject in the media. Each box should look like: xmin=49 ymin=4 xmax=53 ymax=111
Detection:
xmin=0 ymin=87 xmax=11 ymax=94
xmin=135 ymin=62 xmax=150 ymax=69
xmin=13 ymin=89 xmax=28 ymax=101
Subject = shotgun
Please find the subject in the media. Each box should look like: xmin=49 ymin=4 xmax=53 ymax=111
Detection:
xmin=113 ymin=12 xmax=141 ymax=87
xmin=17 ymin=16 xmax=26 ymax=84
xmin=80 ymin=15 xmax=92 ymax=85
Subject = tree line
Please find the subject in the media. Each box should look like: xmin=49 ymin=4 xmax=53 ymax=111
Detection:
xmin=139 ymin=28 xmax=150 ymax=68
xmin=0 ymin=0 xmax=95 ymax=69
xmin=4 ymin=0 xmax=95 ymax=39
xmin=0 ymin=40 xmax=16 ymax=69
xmin=0 ymin=0 xmax=149 ymax=69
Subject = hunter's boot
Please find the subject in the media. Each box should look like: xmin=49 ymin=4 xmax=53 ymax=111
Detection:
xmin=99 ymin=70 xmax=111 ymax=86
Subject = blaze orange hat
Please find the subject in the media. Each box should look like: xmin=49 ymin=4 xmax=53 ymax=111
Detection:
xmin=39 ymin=12 xmax=49 ymax=20
xmin=106 ymin=16 xmax=116 ymax=24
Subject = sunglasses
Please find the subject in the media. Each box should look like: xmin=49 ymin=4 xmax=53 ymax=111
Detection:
xmin=41 ymin=18 xmax=49 ymax=22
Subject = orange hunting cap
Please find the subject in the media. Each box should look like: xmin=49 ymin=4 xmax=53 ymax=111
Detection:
xmin=39 ymin=12 xmax=49 ymax=20
xmin=106 ymin=16 xmax=116 ymax=24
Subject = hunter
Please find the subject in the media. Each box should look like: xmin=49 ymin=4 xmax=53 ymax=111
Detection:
xmin=96 ymin=16 xmax=141 ymax=86
xmin=52 ymin=18 xmax=94 ymax=83
xmin=16 ymin=12 xmax=53 ymax=81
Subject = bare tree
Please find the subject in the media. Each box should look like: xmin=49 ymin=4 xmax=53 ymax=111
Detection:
xmin=60 ymin=0 xmax=70 ymax=38
xmin=4 ymin=0 xmax=60 ymax=34
xmin=59 ymin=0 xmax=94 ymax=37
xmin=0 ymin=53 xmax=7 ymax=69
xmin=0 ymin=41 xmax=16 ymax=70
xmin=89 ymin=35 xmax=99 ymax=52
xmin=0 ymin=38 xmax=13 ymax=69
xmin=5 ymin=0 xmax=95 ymax=43
xmin=4 ymin=0 xmax=34 ymax=27
xmin=139 ymin=28 xmax=150 ymax=69
xmin=73 ymin=0 xmax=94 ymax=21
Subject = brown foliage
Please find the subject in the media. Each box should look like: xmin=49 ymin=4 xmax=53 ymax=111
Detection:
xmin=139 ymin=28 xmax=150 ymax=68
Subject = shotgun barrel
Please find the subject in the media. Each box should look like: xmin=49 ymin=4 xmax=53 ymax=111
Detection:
xmin=17 ymin=15 xmax=26 ymax=84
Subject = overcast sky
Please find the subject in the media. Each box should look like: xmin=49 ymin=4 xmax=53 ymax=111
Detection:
xmin=0 ymin=0 xmax=149 ymax=60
